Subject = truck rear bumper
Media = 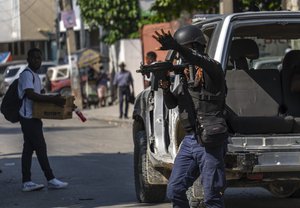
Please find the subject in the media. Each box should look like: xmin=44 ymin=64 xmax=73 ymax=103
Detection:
xmin=227 ymin=135 xmax=300 ymax=173
xmin=253 ymin=151 xmax=300 ymax=172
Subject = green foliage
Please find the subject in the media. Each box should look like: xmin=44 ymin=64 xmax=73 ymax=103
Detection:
xmin=77 ymin=0 xmax=140 ymax=44
xmin=235 ymin=0 xmax=282 ymax=12
xmin=77 ymin=0 xmax=220 ymax=44
xmin=150 ymin=0 xmax=219 ymax=21
xmin=77 ymin=0 xmax=281 ymax=45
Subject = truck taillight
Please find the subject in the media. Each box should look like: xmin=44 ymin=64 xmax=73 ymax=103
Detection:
xmin=247 ymin=173 xmax=263 ymax=180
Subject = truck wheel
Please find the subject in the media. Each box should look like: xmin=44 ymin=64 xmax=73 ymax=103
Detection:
xmin=291 ymin=188 xmax=300 ymax=198
xmin=268 ymin=182 xmax=297 ymax=198
xmin=133 ymin=128 xmax=166 ymax=203
xmin=187 ymin=178 xmax=205 ymax=208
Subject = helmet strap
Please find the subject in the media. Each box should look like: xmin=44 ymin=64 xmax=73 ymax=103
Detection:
xmin=192 ymin=43 xmax=205 ymax=54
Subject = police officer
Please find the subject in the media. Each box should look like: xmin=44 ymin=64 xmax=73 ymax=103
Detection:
xmin=153 ymin=25 xmax=228 ymax=208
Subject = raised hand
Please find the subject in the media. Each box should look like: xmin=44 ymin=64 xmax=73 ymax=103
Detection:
xmin=152 ymin=29 xmax=180 ymax=51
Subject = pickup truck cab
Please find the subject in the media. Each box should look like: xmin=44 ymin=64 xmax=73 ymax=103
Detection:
xmin=133 ymin=11 xmax=300 ymax=207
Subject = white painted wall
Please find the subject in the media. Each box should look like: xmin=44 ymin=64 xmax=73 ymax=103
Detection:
xmin=117 ymin=39 xmax=143 ymax=94
xmin=0 ymin=0 xmax=21 ymax=42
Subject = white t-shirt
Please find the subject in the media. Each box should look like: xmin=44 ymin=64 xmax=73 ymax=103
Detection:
xmin=18 ymin=67 xmax=42 ymax=118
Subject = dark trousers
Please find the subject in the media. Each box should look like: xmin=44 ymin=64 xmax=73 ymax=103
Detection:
xmin=20 ymin=117 xmax=54 ymax=183
xmin=167 ymin=134 xmax=226 ymax=208
xmin=118 ymin=86 xmax=130 ymax=117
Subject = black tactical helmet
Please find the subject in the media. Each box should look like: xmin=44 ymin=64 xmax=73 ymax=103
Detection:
xmin=174 ymin=25 xmax=207 ymax=46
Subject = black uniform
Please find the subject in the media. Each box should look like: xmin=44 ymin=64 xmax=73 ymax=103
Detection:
xmin=164 ymin=49 xmax=227 ymax=208
xmin=153 ymin=25 xmax=228 ymax=208
xmin=163 ymin=50 xmax=226 ymax=134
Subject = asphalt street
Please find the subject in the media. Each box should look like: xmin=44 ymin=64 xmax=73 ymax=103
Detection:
xmin=0 ymin=107 xmax=299 ymax=208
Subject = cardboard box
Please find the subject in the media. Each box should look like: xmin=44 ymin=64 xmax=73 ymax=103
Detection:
xmin=32 ymin=96 xmax=74 ymax=119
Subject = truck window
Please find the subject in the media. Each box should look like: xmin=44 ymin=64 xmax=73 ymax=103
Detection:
xmin=201 ymin=23 xmax=219 ymax=56
xmin=227 ymin=22 xmax=300 ymax=71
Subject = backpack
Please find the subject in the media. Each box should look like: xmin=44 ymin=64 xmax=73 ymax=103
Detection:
xmin=1 ymin=69 xmax=34 ymax=123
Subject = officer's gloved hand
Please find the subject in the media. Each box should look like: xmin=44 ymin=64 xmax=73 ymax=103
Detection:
xmin=153 ymin=29 xmax=180 ymax=51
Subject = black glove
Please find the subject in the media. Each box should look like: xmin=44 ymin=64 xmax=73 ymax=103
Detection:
xmin=152 ymin=29 xmax=181 ymax=51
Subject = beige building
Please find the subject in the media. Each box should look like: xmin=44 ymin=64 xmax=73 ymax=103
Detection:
xmin=0 ymin=0 xmax=57 ymax=60
xmin=0 ymin=0 xmax=100 ymax=62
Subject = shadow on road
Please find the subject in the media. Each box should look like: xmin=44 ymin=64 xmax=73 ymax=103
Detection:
xmin=0 ymin=125 xmax=115 ymax=135
xmin=1 ymin=152 xmax=300 ymax=208
xmin=0 ymin=152 xmax=144 ymax=208
xmin=224 ymin=187 xmax=300 ymax=208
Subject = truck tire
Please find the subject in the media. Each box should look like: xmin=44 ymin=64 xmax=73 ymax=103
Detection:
xmin=268 ymin=182 xmax=297 ymax=198
xmin=133 ymin=125 xmax=166 ymax=203
xmin=291 ymin=189 xmax=300 ymax=198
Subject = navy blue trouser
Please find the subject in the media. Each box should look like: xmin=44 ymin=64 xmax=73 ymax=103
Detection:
xmin=118 ymin=86 xmax=130 ymax=117
xmin=167 ymin=134 xmax=226 ymax=208
xmin=20 ymin=117 xmax=55 ymax=183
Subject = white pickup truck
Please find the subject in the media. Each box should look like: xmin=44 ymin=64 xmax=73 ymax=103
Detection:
xmin=133 ymin=11 xmax=300 ymax=207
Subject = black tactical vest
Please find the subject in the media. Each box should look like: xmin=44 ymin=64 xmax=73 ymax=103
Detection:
xmin=189 ymin=67 xmax=226 ymax=115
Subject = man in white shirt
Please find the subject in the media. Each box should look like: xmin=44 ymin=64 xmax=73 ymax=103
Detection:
xmin=18 ymin=48 xmax=68 ymax=192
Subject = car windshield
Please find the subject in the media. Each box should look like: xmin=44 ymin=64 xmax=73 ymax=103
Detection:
xmin=57 ymin=68 xmax=68 ymax=78
xmin=5 ymin=67 xmax=20 ymax=78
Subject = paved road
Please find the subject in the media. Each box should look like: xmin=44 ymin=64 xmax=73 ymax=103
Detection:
xmin=0 ymin=115 xmax=170 ymax=208
xmin=0 ymin=114 xmax=300 ymax=208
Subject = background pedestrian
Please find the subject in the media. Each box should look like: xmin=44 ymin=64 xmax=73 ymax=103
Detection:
xmin=113 ymin=62 xmax=134 ymax=119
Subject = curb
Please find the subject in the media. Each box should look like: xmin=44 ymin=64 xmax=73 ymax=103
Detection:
xmin=85 ymin=115 xmax=133 ymax=127
xmin=81 ymin=104 xmax=134 ymax=127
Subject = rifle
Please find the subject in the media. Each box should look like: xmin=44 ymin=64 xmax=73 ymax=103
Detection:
xmin=136 ymin=61 xmax=188 ymax=91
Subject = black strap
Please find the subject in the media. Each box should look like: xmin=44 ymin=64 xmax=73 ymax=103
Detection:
xmin=188 ymin=89 xmax=224 ymax=101
xmin=22 ymin=68 xmax=35 ymax=83
xmin=21 ymin=68 xmax=35 ymax=117
xmin=198 ymin=94 xmax=224 ymax=101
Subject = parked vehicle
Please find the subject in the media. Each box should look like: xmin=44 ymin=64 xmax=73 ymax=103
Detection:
xmin=46 ymin=65 xmax=88 ymax=99
xmin=36 ymin=61 xmax=57 ymax=87
xmin=133 ymin=11 xmax=300 ymax=207
xmin=0 ymin=74 xmax=5 ymax=97
xmin=3 ymin=62 xmax=56 ymax=92
xmin=4 ymin=64 xmax=28 ymax=91
xmin=0 ymin=60 xmax=27 ymax=75
xmin=47 ymin=64 xmax=71 ymax=96
xmin=0 ymin=60 xmax=27 ymax=96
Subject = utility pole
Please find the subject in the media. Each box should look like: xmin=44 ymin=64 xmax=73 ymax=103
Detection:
xmin=61 ymin=0 xmax=83 ymax=109
xmin=284 ymin=0 xmax=300 ymax=11
xmin=80 ymin=15 xmax=86 ymax=49
xmin=219 ymin=0 xmax=233 ymax=14
xmin=55 ymin=0 xmax=61 ymax=64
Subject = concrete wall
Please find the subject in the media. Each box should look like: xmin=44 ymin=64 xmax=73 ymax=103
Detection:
xmin=20 ymin=0 xmax=56 ymax=41
xmin=118 ymin=39 xmax=144 ymax=94
xmin=0 ymin=0 xmax=21 ymax=42
xmin=0 ymin=0 xmax=56 ymax=42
